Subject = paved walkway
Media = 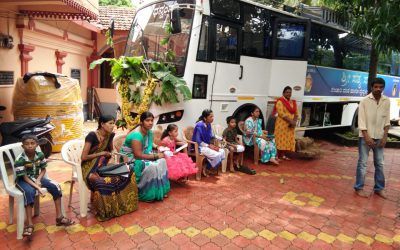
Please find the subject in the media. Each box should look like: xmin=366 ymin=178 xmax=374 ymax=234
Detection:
xmin=1 ymin=140 xmax=400 ymax=249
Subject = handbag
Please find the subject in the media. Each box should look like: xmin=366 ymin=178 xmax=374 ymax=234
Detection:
xmin=97 ymin=162 xmax=130 ymax=177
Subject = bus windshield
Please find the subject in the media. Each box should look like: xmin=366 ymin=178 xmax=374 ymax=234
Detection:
xmin=125 ymin=0 xmax=195 ymax=75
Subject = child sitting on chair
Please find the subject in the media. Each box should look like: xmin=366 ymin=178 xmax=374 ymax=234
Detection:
xmin=160 ymin=124 xmax=197 ymax=181
xmin=222 ymin=116 xmax=245 ymax=172
xmin=15 ymin=134 xmax=74 ymax=238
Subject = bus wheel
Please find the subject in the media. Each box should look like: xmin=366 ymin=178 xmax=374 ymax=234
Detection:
xmin=232 ymin=104 xmax=265 ymax=133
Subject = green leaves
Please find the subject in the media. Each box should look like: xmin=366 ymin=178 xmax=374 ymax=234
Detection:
xmin=89 ymin=58 xmax=111 ymax=69
xmin=322 ymin=0 xmax=400 ymax=53
xmin=152 ymin=69 xmax=192 ymax=104
xmin=130 ymin=89 xmax=142 ymax=105
xmin=90 ymin=56 xmax=146 ymax=84
xmin=90 ymin=55 xmax=192 ymax=106
xmin=99 ymin=0 xmax=132 ymax=7
xmin=105 ymin=29 xmax=114 ymax=48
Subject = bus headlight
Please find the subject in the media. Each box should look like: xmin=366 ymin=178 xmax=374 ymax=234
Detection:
xmin=157 ymin=110 xmax=184 ymax=124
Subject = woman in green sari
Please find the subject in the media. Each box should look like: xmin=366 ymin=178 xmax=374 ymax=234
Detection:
xmin=120 ymin=112 xmax=170 ymax=202
xmin=81 ymin=115 xmax=138 ymax=221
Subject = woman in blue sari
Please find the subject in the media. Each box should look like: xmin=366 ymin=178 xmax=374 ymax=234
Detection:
xmin=243 ymin=107 xmax=279 ymax=165
xmin=120 ymin=112 xmax=170 ymax=202
xmin=192 ymin=109 xmax=226 ymax=179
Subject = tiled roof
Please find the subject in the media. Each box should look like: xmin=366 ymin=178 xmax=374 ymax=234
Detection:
xmin=96 ymin=6 xmax=135 ymax=30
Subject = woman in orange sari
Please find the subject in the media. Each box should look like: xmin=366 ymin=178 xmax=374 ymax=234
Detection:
xmin=274 ymin=86 xmax=299 ymax=160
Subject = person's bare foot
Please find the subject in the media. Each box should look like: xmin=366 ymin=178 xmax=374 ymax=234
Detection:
xmin=375 ymin=190 xmax=387 ymax=199
xmin=355 ymin=189 xmax=369 ymax=198
xmin=270 ymin=158 xmax=279 ymax=166
xmin=202 ymin=168 xmax=209 ymax=177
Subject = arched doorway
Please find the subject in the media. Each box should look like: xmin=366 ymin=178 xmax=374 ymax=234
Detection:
xmin=100 ymin=48 xmax=114 ymax=89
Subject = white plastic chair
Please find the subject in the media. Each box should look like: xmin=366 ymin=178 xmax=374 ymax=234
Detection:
xmin=211 ymin=124 xmax=229 ymax=173
xmin=0 ymin=142 xmax=64 ymax=240
xmin=112 ymin=134 xmax=127 ymax=153
xmin=60 ymin=139 xmax=88 ymax=218
xmin=112 ymin=134 xmax=127 ymax=163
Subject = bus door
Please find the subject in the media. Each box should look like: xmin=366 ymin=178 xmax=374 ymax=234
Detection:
xmin=209 ymin=19 xmax=242 ymax=120
xmin=268 ymin=17 xmax=310 ymax=99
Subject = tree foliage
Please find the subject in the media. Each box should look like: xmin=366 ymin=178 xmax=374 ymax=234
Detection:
xmin=99 ymin=0 xmax=132 ymax=7
xmin=252 ymin=0 xmax=285 ymax=8
xmin=320 ymin=0 xmax=400 ymax=86
xmin=322 ymin=0 xmax=400 ymax=53
xmin=253 ymin=0 xmax=325 ymax=8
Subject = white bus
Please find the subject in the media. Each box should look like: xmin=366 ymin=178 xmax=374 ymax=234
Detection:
xmin=124 ymin=0 xmax=400 ymax=131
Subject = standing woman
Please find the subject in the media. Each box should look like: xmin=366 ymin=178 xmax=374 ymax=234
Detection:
xmin=243 ymin=107 xmax=279 ymax=165
xmin=81 ymin=115 xmax=138 ymax=221
xmin=192 ymin=109 xmax=226 ymax=178
xmin=274 ymin=86 xmax=299 ymax=160
xmin=120 ymin=112 xmax=170 ymax=202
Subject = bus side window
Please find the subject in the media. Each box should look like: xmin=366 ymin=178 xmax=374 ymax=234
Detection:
xmin=192 ymin=74 xmax=208 ymax=99
xmin=197 ymin=17 xmax=210 ymax=61
xmin=215 ymin=23 xmax=239 ymax=63
xmin=242 ymin=4 xmax=271 ymax=58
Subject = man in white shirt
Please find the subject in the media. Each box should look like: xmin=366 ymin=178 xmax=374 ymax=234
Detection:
xmin=354 ymin=78 xmax=390 ymax=198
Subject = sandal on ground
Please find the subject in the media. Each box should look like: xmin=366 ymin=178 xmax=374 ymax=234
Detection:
xmin=202 ymin=168 xmax=209 ymax=177
xmin=270 ymin=159 xmax=280 ymax=165
xmin=23 ymin=225 xmax=34 ymax=237
xmin=282 ymin=156 xmax=291 ymax=161
xmin=355 ymin=189 xmax=369 ymax=198
xmin=56 ymin=216 xmax=75 ymax=226
xmin=177 ymin=177 xmax=188 ymax=184
xmin=237 ymin=165 xmax=256 ymax=175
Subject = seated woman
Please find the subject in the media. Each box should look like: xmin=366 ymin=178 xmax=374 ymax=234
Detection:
xmin=192 ymin=109 xmax=226 ymax=177
xmin=243 ymin=107 xmax=279 ymax=165
xmin=81 ymin=115 xmax=138 ymax=221
xmin=120 ymin=112 xmax=170 ymax=202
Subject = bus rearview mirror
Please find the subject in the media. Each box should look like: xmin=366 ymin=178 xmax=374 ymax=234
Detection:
xmin=171 ymin=9 xmax=182 ymax=34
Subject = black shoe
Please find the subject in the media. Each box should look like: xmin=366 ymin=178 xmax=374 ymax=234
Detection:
xmin=238 ymin=165 xmax=256 ymax=175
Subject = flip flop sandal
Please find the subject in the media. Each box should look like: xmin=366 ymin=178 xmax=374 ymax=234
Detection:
xmin=23 ymin=225 xmax=34 ymax=237
xmin=202 ymin=168 xmax=209 ymax=177
xmin=56 ymin=216 xmax=75 ymax=226
xmin=238 ymin=165 xmax=256 ymax=175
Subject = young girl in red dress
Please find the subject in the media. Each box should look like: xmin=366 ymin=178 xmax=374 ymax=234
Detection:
xmin=160 ymin=124 xmax=197 ymax=181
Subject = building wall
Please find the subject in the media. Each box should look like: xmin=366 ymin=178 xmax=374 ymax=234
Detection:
xmin=0 ymin=13 xmax=96 ymax=123
xmin=95 ymin=88 xmax=118 ymax=116
xmin=0 ymin=13 xmax=21 ymax=122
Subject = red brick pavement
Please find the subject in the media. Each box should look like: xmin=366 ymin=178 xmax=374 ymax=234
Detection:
xmin=1 ymin=140 xmax=400 ymax=249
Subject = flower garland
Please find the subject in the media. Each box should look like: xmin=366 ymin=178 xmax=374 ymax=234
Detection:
xmin=119 ymin=78 xmax=157 ymax=129
xmin=119 ymin=79 xmax=135 ymax=129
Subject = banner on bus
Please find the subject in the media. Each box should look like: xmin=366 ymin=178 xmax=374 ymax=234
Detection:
xmin=304 ymin=65 xmax=400 ymax=98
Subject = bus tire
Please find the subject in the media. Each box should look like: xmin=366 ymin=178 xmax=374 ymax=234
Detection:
xmin=232 ymin=104 xmax=265 ymax=133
